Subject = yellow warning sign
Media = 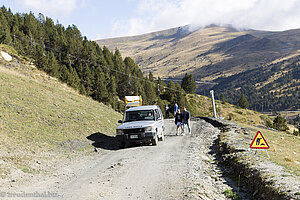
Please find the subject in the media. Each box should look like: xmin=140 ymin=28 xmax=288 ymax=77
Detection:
xmin=250 ymin=131 xmax=270 ymax=149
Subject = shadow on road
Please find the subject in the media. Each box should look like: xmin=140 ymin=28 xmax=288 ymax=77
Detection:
xmin=87 ymin=132 xmax=119 ymax=150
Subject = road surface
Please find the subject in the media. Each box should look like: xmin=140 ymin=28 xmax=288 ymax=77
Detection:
xmin=12 ymin=119 xmax=238 ymax=200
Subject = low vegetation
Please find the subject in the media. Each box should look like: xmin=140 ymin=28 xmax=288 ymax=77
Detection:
xmin=223 ymin=188 xmax=240 ymax=200
xmin=266 ymin=115 xmax=289 ymax=131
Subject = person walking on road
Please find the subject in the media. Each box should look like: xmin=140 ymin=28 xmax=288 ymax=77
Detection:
xmin=175 ymin=109 xmax=183 ymax=135
xmin=174 ymin=103 xmax=178 ymax=116
xmin=182 ymin=107 xmax=191 ymax=135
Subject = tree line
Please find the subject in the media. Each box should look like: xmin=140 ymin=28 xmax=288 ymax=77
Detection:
xmin=213 ymin=56 xmax=300 ymax=112
xmin=0 ymin=6 xmax=197 ymax=114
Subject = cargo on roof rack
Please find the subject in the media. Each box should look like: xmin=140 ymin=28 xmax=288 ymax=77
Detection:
xmin=125 ymin=95 xmax=142 ymax=108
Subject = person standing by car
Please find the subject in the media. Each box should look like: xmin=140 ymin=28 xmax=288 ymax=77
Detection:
xmin=165 ymin=104 xmax=170 ymax=119
xmin=175 ymin=109 xmax=183 ymax=135
xmin=182 ymin=106 xmax=191 ymax=135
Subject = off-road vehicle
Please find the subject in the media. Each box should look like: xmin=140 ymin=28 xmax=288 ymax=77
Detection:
xmin=116 ymin=105 xmax=164 ymax=148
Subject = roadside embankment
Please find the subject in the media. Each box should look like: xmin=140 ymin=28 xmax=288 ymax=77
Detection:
xmin=200 ymin=117 xmax=300 ymax=200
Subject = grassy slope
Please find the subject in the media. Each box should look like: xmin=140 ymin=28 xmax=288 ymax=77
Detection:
xmin=97 ymin=26 xmax=244 ymax=79
xmin=238 ymin=124 xmax=300 ymax=176
xmin=187 ymin=94 xmax=266 ymax=125
xmin=0 ymin=45 xmax=122 ymax=178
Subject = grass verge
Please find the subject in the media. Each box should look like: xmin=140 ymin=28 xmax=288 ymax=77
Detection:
xmin=0 ymin=45 xmax=122 ymax=180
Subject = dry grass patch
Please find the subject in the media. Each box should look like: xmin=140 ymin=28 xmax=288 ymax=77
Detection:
xmin=237 ymin=123 xmax=300 ymax=176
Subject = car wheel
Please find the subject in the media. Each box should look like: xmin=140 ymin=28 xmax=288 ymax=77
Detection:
xmin=152 ymin=131 xmax=158 ymax=146
xmin=158 ymin=131 xmax=164 ymax=141
xmin=118 ymin=141 xmax=126 ymax=149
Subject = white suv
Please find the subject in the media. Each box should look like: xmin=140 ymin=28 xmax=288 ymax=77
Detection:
xmin=116 ymin=105 xmax=165 ymax=148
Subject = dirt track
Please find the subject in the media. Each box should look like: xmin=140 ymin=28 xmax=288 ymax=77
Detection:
xmin=6 ymin=119 xmax=240 ymax=200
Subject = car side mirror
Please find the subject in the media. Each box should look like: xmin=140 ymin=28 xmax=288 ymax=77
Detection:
xmin=118 ymin=120 xmax=123 ymax=123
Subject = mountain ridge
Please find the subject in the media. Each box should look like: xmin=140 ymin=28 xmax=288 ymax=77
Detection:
xmin=96 ymin=25 xmax=300 ymax=79
xmin=96 ymin=25 xmax=300 ymax=111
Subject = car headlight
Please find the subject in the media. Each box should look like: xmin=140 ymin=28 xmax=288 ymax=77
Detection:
xmin=116 ymin=129 xmax=124 ymax=135
xmin=145 ymin=126 xmax=154 ymax=132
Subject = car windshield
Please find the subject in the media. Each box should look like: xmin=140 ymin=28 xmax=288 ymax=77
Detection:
xmin=124 ymin=110 xmax=154 ymax=122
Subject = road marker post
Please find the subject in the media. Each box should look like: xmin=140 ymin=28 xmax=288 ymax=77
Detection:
xmin=210 ymin=90 xmax=217 ymax=118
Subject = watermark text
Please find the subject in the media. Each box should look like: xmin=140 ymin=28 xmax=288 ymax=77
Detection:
xmin=0 ymin=191 xmax=58 ymax=198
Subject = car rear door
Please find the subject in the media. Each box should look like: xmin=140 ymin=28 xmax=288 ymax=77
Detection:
xmin=155 ymin=109 xmax=163 ymax=136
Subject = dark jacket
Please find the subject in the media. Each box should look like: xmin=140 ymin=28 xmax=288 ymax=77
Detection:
xmin=175 ymin=112 xmax=183 ymax=124
xmin=182 ymin=110 xmax=190 ymax=121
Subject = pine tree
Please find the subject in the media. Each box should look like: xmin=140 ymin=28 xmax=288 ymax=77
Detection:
xmin=181 ymin=73 xmax=196 ymax=93
xmin=272 ymin=115 xmax=289 ymax=131
xmin=46 ymin=51 xmax=60 ymax=77
xmin=166 ymin=80 xmax=176 ymax=103
xmin=238 ymin=94 xmax=250 ymax=108
xmin=175 ymin=82 xmax=187 ymax=107
xmin=144 ymin=79 xmax=157 ymax=105
xmin=92 ymin=67 xmax=109 ymax=103
xmin=221 ymin=93 xmax=227 ymax=104
xmin=107 ymin=76 xmax=117 ymax=100
xmin=149 ymin=71 xmax=154 ymax=82
xmin=59 ymin=65 xmax=70 ymax=82
xmin=0 ymin=11 xmax=12 ymax=45
xmin=67 ymin=66 xmax=80 ymax=89
xmin=82 ymin=64 xmax=93 ymax=96
xmin=34 ymin=45 xmax=47 ymax=69
xmin=113 ymin=48 xmax=124 ymax=78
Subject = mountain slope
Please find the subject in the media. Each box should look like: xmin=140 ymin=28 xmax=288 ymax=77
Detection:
xmin=212 ymin=54 xmax=300 ymax=111
xmin=0 ymin=45 xmax=122 ymax=184
xmin=96 ymin=25 xmax=300 ymax=111
xmin=96 ymin=26 xmax=300 ymax=80
xmin=97 ymin=26 xmax=246 ymax=78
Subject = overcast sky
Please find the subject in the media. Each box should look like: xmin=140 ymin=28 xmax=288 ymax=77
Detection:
xmin=2 ymin=0 xmax=300 ymax=40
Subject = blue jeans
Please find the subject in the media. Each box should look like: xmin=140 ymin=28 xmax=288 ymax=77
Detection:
xmin=182 ymin=120 xmax=190 ymax=133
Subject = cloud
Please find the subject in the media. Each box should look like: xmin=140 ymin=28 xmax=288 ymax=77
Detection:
xmin=111 ymin=0 xmax=300 ymax=37
xmin=18 ymin=0 xmax=84 ymax=16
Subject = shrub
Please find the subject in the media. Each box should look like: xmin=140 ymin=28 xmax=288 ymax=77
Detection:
xmin=238 ymin=94 xmax=249 ymax=109
xmin=234 ymin=110 xmax=243 ymax=115
xmin=265 ymin=120 xmax=273 ymax=128
xmin=228 ymin=113 xmax=234 ymax=120
xmin=272 ymin=115 xmax=289 ymax=131
xmin=293 ymin=129 xmax=299 ymax=136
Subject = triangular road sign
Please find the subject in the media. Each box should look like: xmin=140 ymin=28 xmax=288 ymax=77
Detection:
xmin=250 ymin=131 xmax=270 ymax=149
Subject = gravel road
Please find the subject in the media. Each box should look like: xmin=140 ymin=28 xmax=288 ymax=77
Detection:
xmin=8 ymin=119 xmax=238 ymax=200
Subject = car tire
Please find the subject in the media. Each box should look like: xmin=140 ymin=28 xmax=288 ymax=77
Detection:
xmin=152 ymin=131 xmax=158 ymax=146
xmin=118 ymin=141 xmax=126 ymax=149
xmin=158 ymin=131 xmax=164 ymax=141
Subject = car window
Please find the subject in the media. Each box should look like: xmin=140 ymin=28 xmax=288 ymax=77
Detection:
xmin=155 ymin=109 xmax=162 ymax=120
xmin=159 ymin=109 xmax=163 ymax=119
xmin=124 ymin=110 xmax=155 ymax=122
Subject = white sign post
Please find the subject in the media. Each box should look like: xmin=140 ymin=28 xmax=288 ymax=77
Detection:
xmin=210 ymin=90 xmax=217 ymax=118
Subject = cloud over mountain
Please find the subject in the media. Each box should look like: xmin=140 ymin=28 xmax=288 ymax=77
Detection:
xmin=111 ymin=0 xmax=300 ymax=37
